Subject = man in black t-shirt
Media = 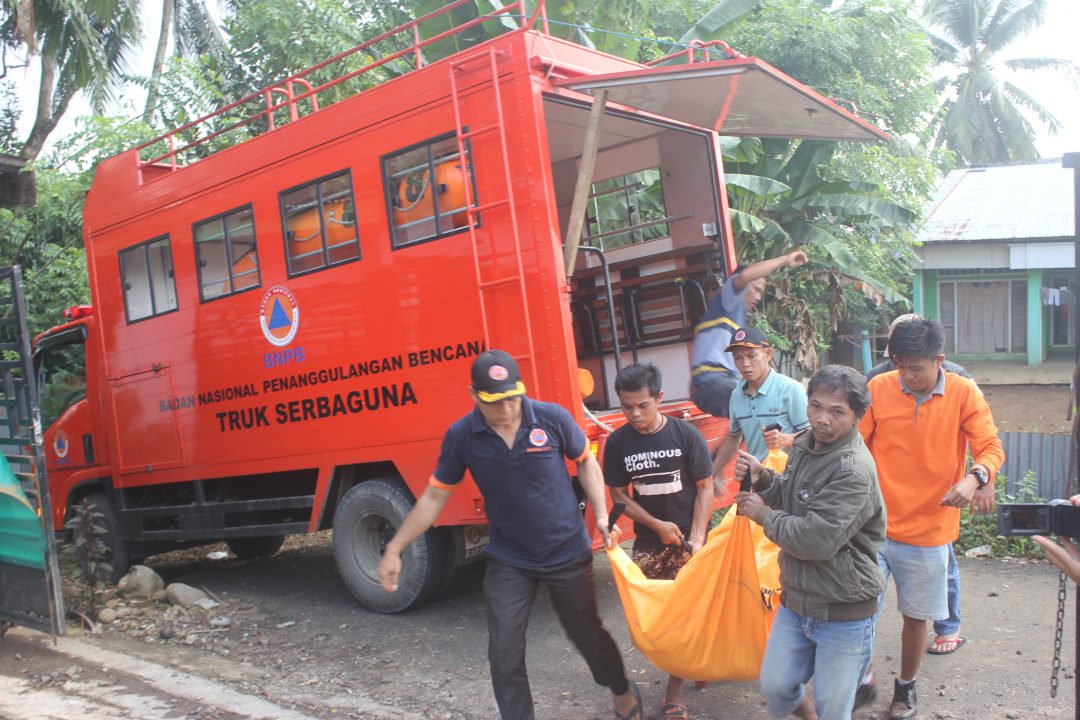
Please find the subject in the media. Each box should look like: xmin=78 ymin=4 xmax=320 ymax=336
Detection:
xmin=604 ymin=363 xmax=713 ymax=720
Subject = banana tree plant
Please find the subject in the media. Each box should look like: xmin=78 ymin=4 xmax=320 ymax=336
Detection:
xmin=723 ymin=136 xmax=914 ymax=307
xmin=720 ymin=136 xmax=917 ymax=368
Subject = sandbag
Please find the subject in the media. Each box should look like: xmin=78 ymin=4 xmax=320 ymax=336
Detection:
xmin=607 ymin=511 xmax=781 ymax=681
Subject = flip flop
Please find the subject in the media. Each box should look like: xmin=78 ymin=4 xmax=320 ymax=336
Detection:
xmin=615 ymin=683 xmax=643 ymax=720
xmin=660 ymin=701 xmax=690 ymax=720
xmin=927 ymin=635 xmax=966 ymax=655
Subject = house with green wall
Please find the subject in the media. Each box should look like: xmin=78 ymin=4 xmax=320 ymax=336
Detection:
xmin=914 ymin=159 xmax=1076 ymax=365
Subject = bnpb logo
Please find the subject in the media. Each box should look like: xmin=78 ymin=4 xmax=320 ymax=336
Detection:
xmin=53 ymin=429 xmax=69 ymax=458
xmin=260 ymin=286 xmax=299 ymax=347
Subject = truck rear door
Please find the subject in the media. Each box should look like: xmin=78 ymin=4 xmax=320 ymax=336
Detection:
xmin=555 ymin=56 xmax=890 ymax=141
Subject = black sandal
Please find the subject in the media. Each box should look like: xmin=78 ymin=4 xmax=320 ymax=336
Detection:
xmin=615 ymin=683 xmax=643 ymax=720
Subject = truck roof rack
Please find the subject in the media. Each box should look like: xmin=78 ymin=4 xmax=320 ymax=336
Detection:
xmin=137 ymin=0 xmax=547 ymax=169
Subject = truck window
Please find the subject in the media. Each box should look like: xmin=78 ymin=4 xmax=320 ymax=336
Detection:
xmin=36 ymin=335 xmax=87 ymax=428
xmin=280 ymin=171 xmax=360 ymax=276
xmin=119 ymin=236 xmax=179 ymax=322
xmin=383 ymin=133 xmax=476 ymax=248
xmin=194 ymin=205 xmax=260 ymax=301
xmin=586 ymin=167 xmax=669 ymax=251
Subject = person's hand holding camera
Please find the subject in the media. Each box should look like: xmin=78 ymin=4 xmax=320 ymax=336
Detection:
xmin=1034 ymin=495 xmax=1080 ymax=583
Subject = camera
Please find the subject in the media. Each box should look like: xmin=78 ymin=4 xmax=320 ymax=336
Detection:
xmin=998 ymin=501 xmax=1080 ymax=538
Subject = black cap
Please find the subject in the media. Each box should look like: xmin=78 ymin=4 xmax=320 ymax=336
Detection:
xmin=471 ymin=350 xmax=526 ymax=403
xmin=725 ymin=326 xmax=772 ymax=352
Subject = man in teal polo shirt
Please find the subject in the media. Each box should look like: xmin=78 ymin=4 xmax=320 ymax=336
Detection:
xmin=378 ymin=349 xmax=641 ymax=720
xmin=711 ymin=327 xmax=808 ymax=483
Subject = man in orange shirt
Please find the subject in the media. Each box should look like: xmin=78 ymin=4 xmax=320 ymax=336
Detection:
xmin=859 ymin=317 xmax=1003 ymax=719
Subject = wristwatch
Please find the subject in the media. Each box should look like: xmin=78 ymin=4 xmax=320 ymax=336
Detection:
xmin=971 ymin=467 xmax=990 ymax=489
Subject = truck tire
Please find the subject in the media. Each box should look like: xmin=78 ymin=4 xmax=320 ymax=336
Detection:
xmin=332 ymin=479 xmax=453 ymax=613
xmin=84 ymin=492 xmax=131 ymax=583
xmin=226 ymin=535 xmax=286 ymax=560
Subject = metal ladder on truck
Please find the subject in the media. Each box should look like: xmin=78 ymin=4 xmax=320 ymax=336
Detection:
xmin=448 ymin=47 xmax=539 ymax=392
xmin=0 ymin=265 xmax=64 ymax=639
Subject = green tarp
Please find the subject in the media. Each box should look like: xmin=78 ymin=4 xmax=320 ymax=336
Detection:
xmin=0 ymin=456 xmax=45 ymax=570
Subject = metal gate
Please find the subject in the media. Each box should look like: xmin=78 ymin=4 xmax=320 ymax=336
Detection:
xmin=0 ymin=265 xmax=64 ymax=637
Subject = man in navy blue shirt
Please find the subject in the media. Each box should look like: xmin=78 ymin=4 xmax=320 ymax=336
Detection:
xmin=378 ymin=350 xmax=641 ymax=720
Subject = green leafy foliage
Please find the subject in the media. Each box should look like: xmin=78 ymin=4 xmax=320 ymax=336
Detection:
xmin=723 ymin=0 xmax=937 ymax=136
xmin=0 ymin=115 xmax=159 ymax=335
xmin=721 ymin=136 xmax=920 ymax=369
xmin=663 ymin=0 xmax=937 ymax=370
xmin=0 ymin=171 xmax=89 ymax=335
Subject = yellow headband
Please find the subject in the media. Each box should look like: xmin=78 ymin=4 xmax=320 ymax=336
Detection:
xmin=475 ymin=381 xmax=526 ymax=403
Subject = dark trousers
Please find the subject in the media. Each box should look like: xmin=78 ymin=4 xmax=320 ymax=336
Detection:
xmin=484 ymin=553 xmax=629 ymax=720
xmin=690 ymin=369 xmax=737 ymax=417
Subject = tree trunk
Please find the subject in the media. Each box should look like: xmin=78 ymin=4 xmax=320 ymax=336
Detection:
xmin=20 ymin=54 xmax=62 ymax=161
xmin=144 ymin=0 xmax=176 ymax=124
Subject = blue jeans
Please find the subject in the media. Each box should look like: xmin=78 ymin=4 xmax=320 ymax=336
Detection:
xmin=760 ymin=605 xmax=876 ymax=720
xmin=934 ymin=544 xmax=961 ymax=637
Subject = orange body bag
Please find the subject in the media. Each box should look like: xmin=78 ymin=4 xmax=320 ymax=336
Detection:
xmin=607 ymin=511 xmax=781 ymax=681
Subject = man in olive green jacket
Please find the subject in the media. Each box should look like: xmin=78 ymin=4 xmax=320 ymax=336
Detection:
xmin=736 ymin=365 xmax=885 ymax=720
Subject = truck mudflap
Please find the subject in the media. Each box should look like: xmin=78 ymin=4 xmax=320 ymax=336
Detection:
xmin=0 ymin=265 xmax=64 ymax=638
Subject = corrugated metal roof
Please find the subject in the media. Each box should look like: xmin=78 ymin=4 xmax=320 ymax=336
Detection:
xmin=916 ymin=160 xmax=1076 ymax=243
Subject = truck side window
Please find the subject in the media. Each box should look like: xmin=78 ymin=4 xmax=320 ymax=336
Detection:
xmin=383 ymin=133 xmax=476 ymax=248
xmin=119 ymin=236 xmax=178 ymax=322
xmin=280 ymin=171 xmax=360 ymax=276
xmin=194 ymin=205 xmax=260 ymax=301
xmin=36 ymin=335 xmax=87 ymax=428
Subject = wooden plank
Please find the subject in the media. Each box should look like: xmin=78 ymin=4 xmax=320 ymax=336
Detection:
xmin=562 ymin=89 xmax=607 ymax=278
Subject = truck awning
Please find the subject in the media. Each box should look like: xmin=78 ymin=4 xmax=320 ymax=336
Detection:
xmin=554 ymin=57 xmax=890 ymax=142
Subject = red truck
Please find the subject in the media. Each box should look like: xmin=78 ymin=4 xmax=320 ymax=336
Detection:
xmin=33 ymin=1 xmax=886 ymax=612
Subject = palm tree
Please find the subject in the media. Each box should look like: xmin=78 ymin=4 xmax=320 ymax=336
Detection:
xmin=923 ymin=0 xmax=1078 ymax=165
xmin=143 ymin=0 xmax=232 ymax=122
xmin=1 ymin=0 xmax=141 ymax=160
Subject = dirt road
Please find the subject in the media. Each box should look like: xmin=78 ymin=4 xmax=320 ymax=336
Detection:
xmin=2 ymin=535 xmax=1078 ymax=720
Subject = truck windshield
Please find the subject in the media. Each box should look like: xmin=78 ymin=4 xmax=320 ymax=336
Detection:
xmin=35 ymin=334 xmax=87 ymax=428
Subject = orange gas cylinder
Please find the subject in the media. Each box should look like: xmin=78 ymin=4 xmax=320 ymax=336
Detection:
xmin=286 ymin=200 xmax=355 ymax=258
xmin=230 ymin=250 xmax=259 ymax=291
xmin=392 ymin=159 xmax=469 ymax=228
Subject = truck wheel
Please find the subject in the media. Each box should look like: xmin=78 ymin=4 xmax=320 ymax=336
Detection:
xmin=226 ymin=536 xmax=286 ymax=560
xmin=332 ymin=479 xmax=452 ymax=613
xmin=84 ymin=493 xmax=131 ymax=583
